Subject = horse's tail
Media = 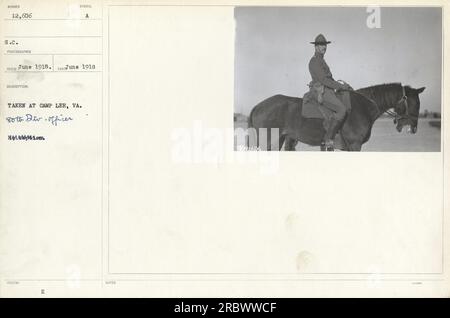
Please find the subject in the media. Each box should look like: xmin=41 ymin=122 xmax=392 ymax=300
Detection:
xmin=246 ymin=107 xmax=257 ymax=149
xmin=247 ymin=107 xmax=254 ymax=128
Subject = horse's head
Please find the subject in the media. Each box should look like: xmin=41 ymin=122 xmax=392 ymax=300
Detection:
xmin=394 ymin=86 xmax=425 ymax=134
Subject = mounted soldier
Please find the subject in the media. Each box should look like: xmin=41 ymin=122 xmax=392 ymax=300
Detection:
xmin=246 ymin=35 xmax=426 ymax=152
xmin=308 ymin=34 xmax=353 ymax=151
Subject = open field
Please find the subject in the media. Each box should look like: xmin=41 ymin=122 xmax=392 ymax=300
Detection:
xmin=234 ymin=117 xmax=441 ymax=152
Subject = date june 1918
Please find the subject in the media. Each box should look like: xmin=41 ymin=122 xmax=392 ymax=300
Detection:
xmin=6 ymin=114 xmax=73 ymax=126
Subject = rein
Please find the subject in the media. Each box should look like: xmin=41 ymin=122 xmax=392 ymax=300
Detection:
xmin=382 ymin=85 xmax=417 ymax=124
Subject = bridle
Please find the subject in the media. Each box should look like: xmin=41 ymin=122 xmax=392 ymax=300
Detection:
xmin=384 ymin=85 xmax=417 ymax=124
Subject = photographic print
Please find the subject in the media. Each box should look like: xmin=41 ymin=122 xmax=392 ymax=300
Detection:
xmin=1 ymin=1 xmax=448 ymax=299
xmin=234 ymin=7 xmax=442 ymax=151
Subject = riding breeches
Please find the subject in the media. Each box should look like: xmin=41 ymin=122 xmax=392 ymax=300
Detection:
xmin=322 ymin=88 xmax=348 ymax=121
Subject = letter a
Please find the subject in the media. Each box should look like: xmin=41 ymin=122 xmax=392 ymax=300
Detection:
xmin=366 ymin=6 xmax=381 ymax=29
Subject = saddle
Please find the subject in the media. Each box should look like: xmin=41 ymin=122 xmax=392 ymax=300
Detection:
xmin=301 ymin=82 xmax=333 ymax=120
xmin=302 ymin=85 xmax=351 ymax=118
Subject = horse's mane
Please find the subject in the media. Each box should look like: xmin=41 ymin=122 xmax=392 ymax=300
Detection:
xmin=358 ymin=82 xmax=403 ymax=90
xmin=357 ymin=82 xmax=403 ymax=94
xmin=356 ymin=82 xmax=405 ymax=111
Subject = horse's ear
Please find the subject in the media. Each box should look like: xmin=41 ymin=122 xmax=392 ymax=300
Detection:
xmin=416 ymin=87 xmax=426 ymax=94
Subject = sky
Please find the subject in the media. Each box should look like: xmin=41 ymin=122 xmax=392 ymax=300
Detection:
xmin=234 ymin=7 xmax=442 ymax=115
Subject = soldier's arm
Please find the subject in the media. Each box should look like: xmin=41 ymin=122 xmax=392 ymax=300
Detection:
xmin=309 ymin=58 xmax=345 ymax=90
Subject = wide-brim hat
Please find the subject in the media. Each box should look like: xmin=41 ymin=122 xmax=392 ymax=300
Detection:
xmin=310 ymin=34 xmax=331 ymax=45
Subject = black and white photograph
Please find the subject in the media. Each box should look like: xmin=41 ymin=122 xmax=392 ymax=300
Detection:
xmin=0 ymin=1 xmax=448 ymax=300
xmin=234 ymin=7 xmax=442 ymax=151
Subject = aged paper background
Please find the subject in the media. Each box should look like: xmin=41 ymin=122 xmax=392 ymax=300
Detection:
xmin=0 ymin=0 xmax=449 ymax=297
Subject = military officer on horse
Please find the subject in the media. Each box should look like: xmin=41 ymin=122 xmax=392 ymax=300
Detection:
xmin=308 ymin=34 xmax=353 ymax=151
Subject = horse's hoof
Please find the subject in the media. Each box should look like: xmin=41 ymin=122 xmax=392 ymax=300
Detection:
xmin=323 ymin=140 xmax=334 ymax=151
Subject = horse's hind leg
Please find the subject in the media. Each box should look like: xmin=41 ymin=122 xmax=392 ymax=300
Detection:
xmin=266 ymin=128 xmax=282 ymax=151
xmin=266 ymin=129 xmax=272 ymax=151
xmin=278 ymin=135 xmax=286 ymax=151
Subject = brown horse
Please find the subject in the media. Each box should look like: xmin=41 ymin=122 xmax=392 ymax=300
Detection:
xmin=246 ymin=83 xmax=425 ymax=151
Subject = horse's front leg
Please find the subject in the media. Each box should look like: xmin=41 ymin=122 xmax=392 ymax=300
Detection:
xmin=348 ymin=141 xmax=362 ymax=151
xmin=284 ymin=136 xmax=298 ymax=151
xmin=339 ymin=125 xmax=362 ymax=151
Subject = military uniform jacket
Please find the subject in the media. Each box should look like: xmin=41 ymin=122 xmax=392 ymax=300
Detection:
xmin=308 ymin=52 xmax=345 ymax=90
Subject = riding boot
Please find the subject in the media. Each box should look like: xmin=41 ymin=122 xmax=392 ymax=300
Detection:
xmin=323 ymin=118 xmax=342 ymax=151
xmin=322 ymin=119 xmax=335 ymax=151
